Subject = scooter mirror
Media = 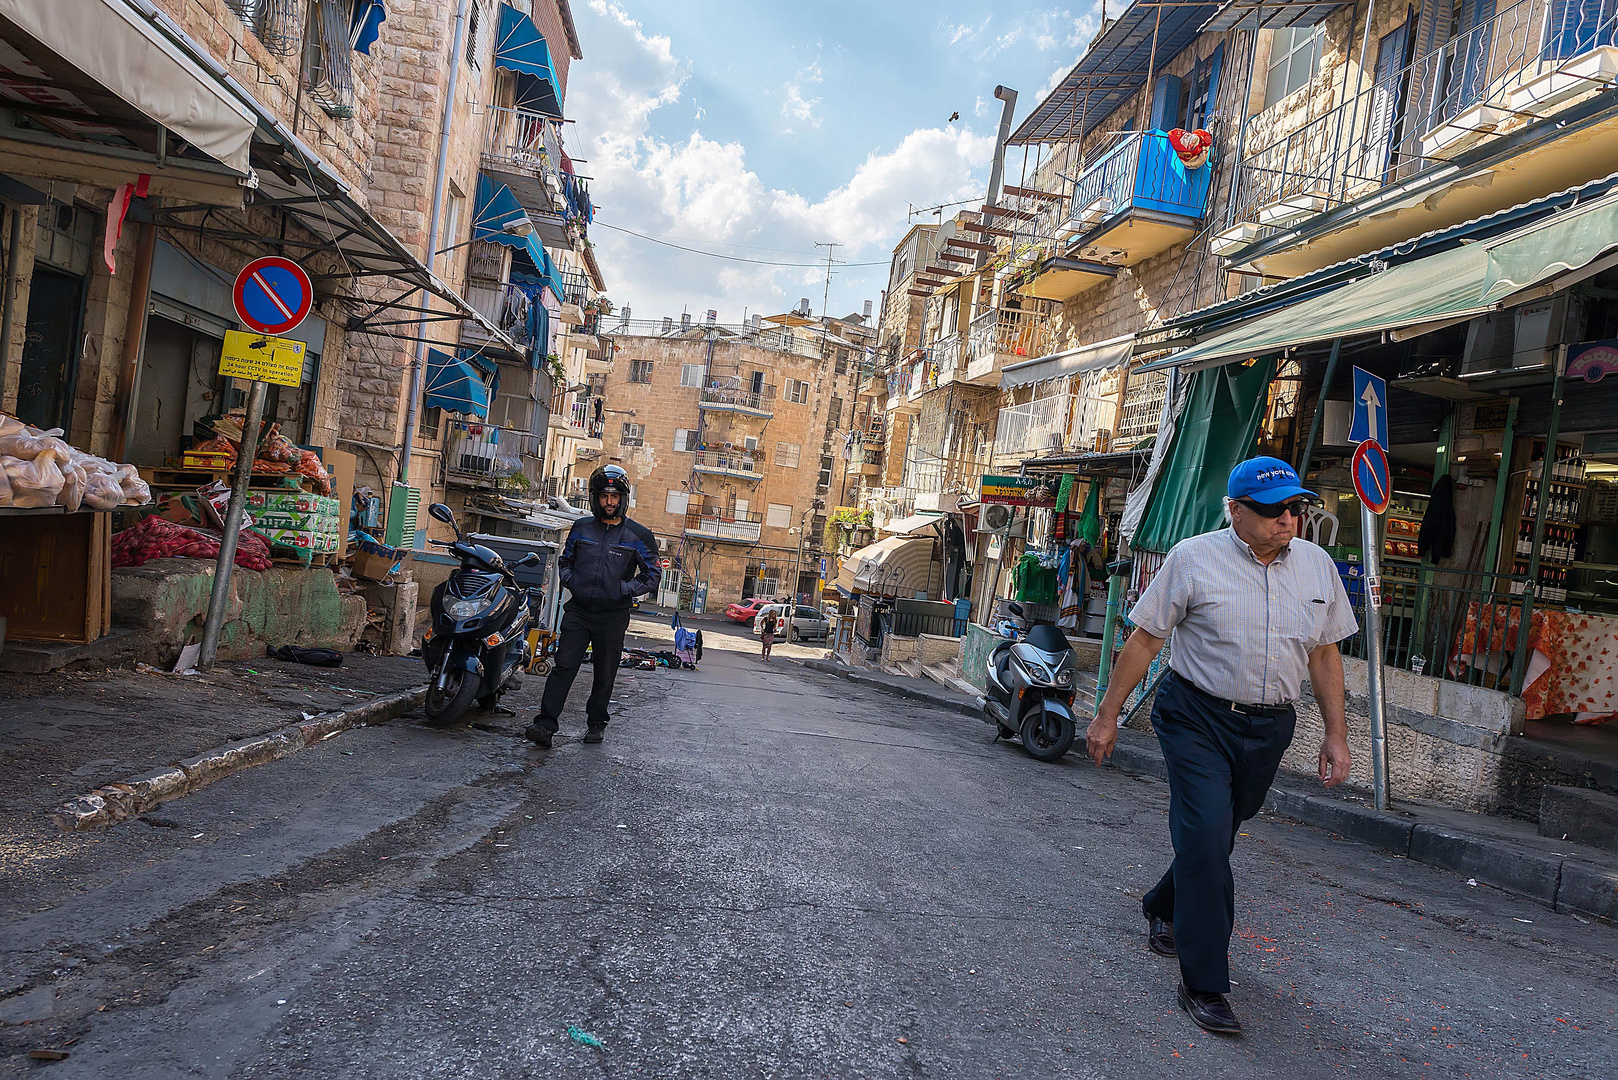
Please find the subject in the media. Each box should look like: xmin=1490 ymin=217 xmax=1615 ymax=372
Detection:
xmin=1008 ymin=603 xmax=1025 ymax=617
xmin=517 ymin=552 xmax=542 ymax=568
xmin=427 ymin=503 xmax=456 ymax=526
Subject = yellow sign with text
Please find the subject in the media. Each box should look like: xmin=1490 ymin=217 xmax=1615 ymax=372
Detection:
xmin=218 ymin=330 xmax=306 ymax=388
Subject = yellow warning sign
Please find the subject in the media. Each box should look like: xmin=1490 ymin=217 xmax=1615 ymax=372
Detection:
xmin=218 ymin=330 xmax=306 ymax=387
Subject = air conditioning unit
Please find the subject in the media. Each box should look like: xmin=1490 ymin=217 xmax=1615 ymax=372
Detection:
xmin=656 ymin=536 xmax=669 ymax=552
xmin=744 ymin=436 xmax=759 ymax=451
xmin=983 ymin=503 xmax=1014 ymax=530
xmin=1461 ymin=294 xmax=1578 ymax=378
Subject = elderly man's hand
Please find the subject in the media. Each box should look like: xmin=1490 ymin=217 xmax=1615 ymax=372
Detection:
xmin=1086 ymin=711 xmax=1119 ymax=765
xmin=1319 ymin=736 xmax=1351 ymax=787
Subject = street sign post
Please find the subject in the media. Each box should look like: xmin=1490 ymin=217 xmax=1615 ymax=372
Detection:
xmin=1352 ymin=438 xmax=1393 ymax=812
xmin=200 ymin=257 xmax=313 ymax=671
xmin=1349 ymin=366 xmax=1389 ymax=450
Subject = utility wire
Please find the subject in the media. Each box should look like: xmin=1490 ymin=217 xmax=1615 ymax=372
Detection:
xmin=592 ymin=221 xmax=889 ymax=267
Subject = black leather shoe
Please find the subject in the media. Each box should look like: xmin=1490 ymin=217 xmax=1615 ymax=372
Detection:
xmin=524 ymin=723 xmax=553 ymax=748
xmin=1177 ymin=982 xmax=1242 ymax=1034
xmin=583 ymin=726 xmax=605 ymax=744
xmin=1147 ymin=915 xmax=1176 ymax=957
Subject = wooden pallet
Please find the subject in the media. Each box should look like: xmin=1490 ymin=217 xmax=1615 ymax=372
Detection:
xmin=269 ymin=550 xmax=336 ymax=569
xmin=141 ymin=467 xmax=315 ymax=493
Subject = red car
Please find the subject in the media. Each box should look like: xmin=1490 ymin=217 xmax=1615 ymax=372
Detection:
xmin=725 ymin=597 xmax=773 ymax=626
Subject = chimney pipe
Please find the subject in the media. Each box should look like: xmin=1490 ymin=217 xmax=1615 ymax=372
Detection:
xmin=979 ymin=85 xmax=1018 ymax=270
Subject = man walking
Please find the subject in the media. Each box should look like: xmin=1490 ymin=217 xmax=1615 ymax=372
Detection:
xmin=526 ymin=465 xmax=660 ymax=748
xmin=1086 ymin=456 xmax=1358 ymax=1035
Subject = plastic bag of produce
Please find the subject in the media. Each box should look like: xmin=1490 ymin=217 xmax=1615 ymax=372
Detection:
xmin=0 ymin=460 xmax=11 ymax=506
xmin=82 ymin=471 xmax=125 ymax=510
xmin=58 ymin=459 xmax=86 ymax=512
xmin=6 ymin=446 xmax=65 ymax=507
xmin=294 ymin=450 xmax=332 ymax=496
xmin=0 ymin=422 xmax=68 ymax=461
xmin=114 ymin=464 xmax=151 ymax=505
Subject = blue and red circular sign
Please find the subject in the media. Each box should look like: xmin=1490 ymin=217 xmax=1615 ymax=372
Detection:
xmin=233 ymin=256 xmax=313 ymax=336
xmin=1352 ymin=438 xmax=1391 ymax=515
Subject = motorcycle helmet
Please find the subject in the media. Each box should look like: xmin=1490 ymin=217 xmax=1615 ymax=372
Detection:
xmin=589 ymin=464 xmax=631 ymax=519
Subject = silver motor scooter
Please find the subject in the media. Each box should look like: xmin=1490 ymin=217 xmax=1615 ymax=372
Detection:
xmin=980 ymin=603 xmax=1079 ymax=761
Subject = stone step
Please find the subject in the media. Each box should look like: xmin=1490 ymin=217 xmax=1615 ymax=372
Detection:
xmin=1539 ymin=785 xmax=1618 ymax=853
xmin=923 ymin=662 xmax=978 ymax=698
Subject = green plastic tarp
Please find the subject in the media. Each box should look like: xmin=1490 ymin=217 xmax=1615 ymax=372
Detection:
xmin=1141 ymin=191 xmax=1618 ymax=372
xmin=1131 ymin=358 xmax=1276 ymax=554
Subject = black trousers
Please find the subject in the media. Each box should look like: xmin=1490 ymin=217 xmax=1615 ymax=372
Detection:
xmin=536 ymin=603 xmax=630 ymax=733
xmin=1141 ymin=672 xmax=1296 ymax=994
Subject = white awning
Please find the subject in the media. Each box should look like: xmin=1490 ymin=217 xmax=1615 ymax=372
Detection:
xmin=0 ymin=0 xmax=257 ymax=175
xmin=834 ymin=535 xmax=937 ymax=596
xmin=1000 ymin=333 xmax=1134 ymax=389
xmin=881 ymin=512 xmax=946 ymax=536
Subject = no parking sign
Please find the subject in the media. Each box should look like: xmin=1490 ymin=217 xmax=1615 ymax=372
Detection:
xmin=233 ymin=256 xmax=314 ymax=336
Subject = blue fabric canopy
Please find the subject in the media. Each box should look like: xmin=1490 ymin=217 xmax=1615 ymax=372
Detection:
xmin=472 ymin=174 xmax=549 ymax=268
xmin=425 ymin=348 xmax=492 ymax=417
xmin=349 ymin=0 xmax=387 ymax=55
xmin=496 ymin=3 xmax=564 ymax=117
xmin=509 ymin=246 xmax=564 ymax=304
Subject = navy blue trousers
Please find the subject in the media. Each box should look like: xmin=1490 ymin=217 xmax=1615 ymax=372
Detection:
xmin=536 ymin=603 xmax=630 ymax=733
xmin=1141 ymin=672 xmax=1296 ymax=994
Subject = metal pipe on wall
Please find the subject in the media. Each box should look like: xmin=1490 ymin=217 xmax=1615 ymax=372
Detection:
xmin=399 ymin=0 xmax=471 ymax=485
xmin=0 ymin=207 xmax=21 ymax=406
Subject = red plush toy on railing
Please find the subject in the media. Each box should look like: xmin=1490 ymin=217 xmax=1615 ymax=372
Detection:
xmin=1167 ymin=128 xmax=1214 ymax=169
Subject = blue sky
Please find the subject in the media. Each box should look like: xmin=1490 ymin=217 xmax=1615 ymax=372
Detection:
xmin=566 ymin=1 xmax=1102 ymax=326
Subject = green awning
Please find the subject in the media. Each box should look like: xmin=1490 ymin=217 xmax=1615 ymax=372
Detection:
xmin=1142 ymin=192 xmax=1618 ymax=372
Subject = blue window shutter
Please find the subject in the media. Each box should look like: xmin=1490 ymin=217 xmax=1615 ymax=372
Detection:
xmin=1150 ymin=75 xmax=1183 ymax=131
xmin=1201 ymin=45 xmax=1224 ymax=127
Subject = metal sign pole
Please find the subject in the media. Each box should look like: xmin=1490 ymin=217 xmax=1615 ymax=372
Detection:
xmin=199 ymin=380 xmax=267 ymax=671
xmin=1360 ymin=499 xmax=1390 ymax=811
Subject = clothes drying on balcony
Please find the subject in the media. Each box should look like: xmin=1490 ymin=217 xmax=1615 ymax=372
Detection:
xmin=496 ymin=2 xmax=563 ymax=117
xmin=349 ymin=0 xmax=386 ymax=54
xmin=1141 ymin=190 xmax=1618 ymax=373
xmin=1001 ymin=334 xmax=1134 ymax=389
xmin=425 ymin=348 xmax=494 ymax=419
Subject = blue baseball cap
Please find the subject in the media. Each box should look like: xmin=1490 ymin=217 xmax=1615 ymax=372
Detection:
xmin=1228 ymin=456 xmax=1316 ymax=504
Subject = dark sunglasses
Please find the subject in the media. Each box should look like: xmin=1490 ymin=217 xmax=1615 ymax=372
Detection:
xmin=1238 ymin=498 xmax=1311 ymax=519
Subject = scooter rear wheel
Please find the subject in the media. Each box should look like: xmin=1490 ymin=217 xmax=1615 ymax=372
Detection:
xmin=1020 ymin=703 xmax=1075 ymax=762
xmin=425 ymin=668 xmax=480 ymax=727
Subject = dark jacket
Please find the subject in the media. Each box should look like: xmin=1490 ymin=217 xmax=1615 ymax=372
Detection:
xmin=559 ymin=515 xmax=661 ymax=612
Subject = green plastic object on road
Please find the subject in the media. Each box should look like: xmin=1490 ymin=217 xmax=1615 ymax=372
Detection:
xmin=566 ymin=1026 xmax=605 ymax=1049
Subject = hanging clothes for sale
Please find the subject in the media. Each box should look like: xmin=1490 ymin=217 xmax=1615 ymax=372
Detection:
xmin=1418 ymin=474 xmax=1457 ymax=562
xmin=1075 ymin=480 xmax=1102 ymax=547
xmin=941 ymin=516 xmax=967 ymax=601
xmin=1058 ymin=540 xmax=1086 ymax=631
xmin=1013 ymin=551 xmax=1060 ymax=604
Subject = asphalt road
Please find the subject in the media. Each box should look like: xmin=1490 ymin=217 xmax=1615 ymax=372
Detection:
xmin=2 ymin=616 xmax=1614 ymax=1078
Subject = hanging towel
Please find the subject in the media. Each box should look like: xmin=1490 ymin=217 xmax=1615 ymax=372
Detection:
xmin=1075 ymin=481 xmax=1102 ymax=547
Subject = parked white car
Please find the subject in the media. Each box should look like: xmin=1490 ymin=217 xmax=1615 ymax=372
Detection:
xmin=750 ymin=603 xmax=831 ymax=642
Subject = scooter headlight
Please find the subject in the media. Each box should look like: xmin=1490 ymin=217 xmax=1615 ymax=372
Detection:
xmin=1056 ymin=671 xmax=1072 ymax=687
xmin=447 ymin=598 xmax=487 ymax=619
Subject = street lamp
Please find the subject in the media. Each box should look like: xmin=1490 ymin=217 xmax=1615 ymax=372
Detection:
xmin=433 ymin=217 xmax=534 ymax=257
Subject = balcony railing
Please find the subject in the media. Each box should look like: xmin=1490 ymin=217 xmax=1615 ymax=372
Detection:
xmin=931 ymin=334 xmax=964 ymax=381
xmin=684 ymin=508 xmax=764 ymax=543
xmin=483 ymin=105 xmax=561 ymax=189
xmin=966 ymin=305 xmax=1054 ymax=383
xmin=699 ymin=383 xmax=776 ymax=414
xmin=1228 ymin=0 xmax=1618 ymax=234
xmin=463 ymin=282 xmax=537 ymax=349
xmin=548 ymin=390 xmax=604 ymax=438
xmin=1070 ymin=130 xmax=1213 ymax=233
xmin=443 ymin=422 xmax=544 ymax=487
xmin=605 ymin=318 xmax=824 ymax=359
xmin=692 ymin=448 xmax=765 ymax=476
xmin=558 ymin=267 xmax=596 ymax=311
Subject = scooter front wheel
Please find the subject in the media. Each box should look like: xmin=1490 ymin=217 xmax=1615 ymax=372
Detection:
xmin=425 ymin=667 xmax=480 ymax=727
xmin=1020 ymin=702 xmax=1076 ymax=762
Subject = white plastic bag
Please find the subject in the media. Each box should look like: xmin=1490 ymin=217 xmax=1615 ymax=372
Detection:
xmin=6 ymin=446 xmax=65 ymax=507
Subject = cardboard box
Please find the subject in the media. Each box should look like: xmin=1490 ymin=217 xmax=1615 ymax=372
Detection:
xmin=182 ymin=451 xmax=234 ymax=470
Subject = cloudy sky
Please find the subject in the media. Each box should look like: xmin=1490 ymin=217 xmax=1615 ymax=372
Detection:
xmin=565 ymin=2 xmax=1101 ymax=327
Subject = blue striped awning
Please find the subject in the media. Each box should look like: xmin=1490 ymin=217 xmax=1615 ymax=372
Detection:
xmin=425 ymin=348 xmax=492 ymax=417
xmin=473 ymin=174 xmax=549 ymax=268
xmin=349 ymin=0 xmax=387 ymax=54
xmin=496 ymin=3 xmax=563 ymax=117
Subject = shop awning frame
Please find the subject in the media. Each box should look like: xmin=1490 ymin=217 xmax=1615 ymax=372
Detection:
xmin=1001 ymin=333 xmax=1134 ymax=389
xmin=1140 ymin=191 xmax=1618 ymax=373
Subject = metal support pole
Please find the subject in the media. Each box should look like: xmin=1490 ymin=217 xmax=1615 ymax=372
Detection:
xmin=1093 ymin=572 xmax=1125 ymax=710
xmin=1510 ymin=355 xmax=1565 ymax=695
xmin=1360 ymin=499 xmax=1391 ymax=811
xmin=1481 ymin=395 xmax=1519 ymax=587
xmin=1295 ymin=337 xmax=1342 ymax=477
xmin=198 ymin=379 xmax=267 ymax=671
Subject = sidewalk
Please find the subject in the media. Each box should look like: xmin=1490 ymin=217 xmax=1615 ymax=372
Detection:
xmin=798 ymin=657 xmax=1618 ymax=921
xmin=1 ymin=654 xmax=426 ymax=838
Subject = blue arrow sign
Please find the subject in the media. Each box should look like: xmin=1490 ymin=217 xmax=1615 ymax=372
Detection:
xmin=1349 ymin=366 xmax=1388 ymax=450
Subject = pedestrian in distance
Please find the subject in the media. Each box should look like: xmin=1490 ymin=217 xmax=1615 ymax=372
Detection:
xmin=759 ymin=607 xmax=777 ymax=661
xmin=525 ymin=465 xmax=660 ymax=748
xmin=1086 ymin=456 xmax=1358 ymax=1036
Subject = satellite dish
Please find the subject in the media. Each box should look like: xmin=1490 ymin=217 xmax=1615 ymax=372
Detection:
xmin=983 ymin=503 xmax=1013 ymax=530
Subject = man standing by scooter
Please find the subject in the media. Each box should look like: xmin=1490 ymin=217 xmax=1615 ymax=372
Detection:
xmin=526 ymin=465 xmax=660 ymax=747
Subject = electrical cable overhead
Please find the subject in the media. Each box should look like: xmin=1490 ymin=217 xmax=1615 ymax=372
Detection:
xmin=592 ymin=221 xmax=889 ymax=267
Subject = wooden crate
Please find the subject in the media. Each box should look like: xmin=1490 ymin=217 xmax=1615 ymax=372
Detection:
xmin=0 ymin=510 xmax=113 ymax=643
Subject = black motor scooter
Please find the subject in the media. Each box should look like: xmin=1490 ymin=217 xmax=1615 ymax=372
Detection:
xmin=421 ymin=503 xmax=541 ymax=725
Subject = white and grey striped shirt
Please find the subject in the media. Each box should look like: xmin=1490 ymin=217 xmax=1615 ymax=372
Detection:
xmin=1128 ymin=528 xmax=1359 ymax=706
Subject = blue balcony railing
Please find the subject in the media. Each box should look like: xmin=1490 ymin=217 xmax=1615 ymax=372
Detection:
xmin=1070 ymin=130 xmax=1213 ymax=232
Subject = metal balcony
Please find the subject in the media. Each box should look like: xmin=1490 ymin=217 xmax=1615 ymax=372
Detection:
xmin=683 ymin=508 xmax=763 ymax=543
xmin=443 ymin=422 xmax=544 ymax=489
xmin=930 ymin=335 xmax=964 ymax=385
xmin=481 ymin=106 xmax=563 ymax=218
xmin=698 ymin=382 xmax=775 ymax=416
xmin=1067 ymin=130 xmax=1212 ymax=266
xmin=462 ymin=282 xmax=538 ymax=353
xmin=964 ymin=305 xmax=1054 ymax=385
xmin=692 ymin=448 xmax=766 ymax=481
xmin=1221 ymin=0 xmax=1618 ymax=275
xmin=548 ymin=391 xmax=604 ymax=442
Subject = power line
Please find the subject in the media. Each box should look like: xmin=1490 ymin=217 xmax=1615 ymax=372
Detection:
xmin=592 ymin=220 xmax=889 ymax=267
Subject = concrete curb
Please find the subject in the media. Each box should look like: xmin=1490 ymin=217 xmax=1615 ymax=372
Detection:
xmin=797 ymin=658 xmax=980 ymax=717
xmin=52 ymin=686 xmax=427 ymax=832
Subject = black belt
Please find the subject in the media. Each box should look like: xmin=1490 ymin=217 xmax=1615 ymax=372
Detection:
xmin=1173 ymin=672 xmax=1293 ymax=718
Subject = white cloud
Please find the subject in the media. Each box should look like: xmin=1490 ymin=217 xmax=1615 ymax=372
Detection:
xmin=942 ymin=18 xmax=991 ymax=45
xmin=781 ymin=61 xmax=824 ymax=133
xmin=570 ymin=6 xmax=995 ymax=322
